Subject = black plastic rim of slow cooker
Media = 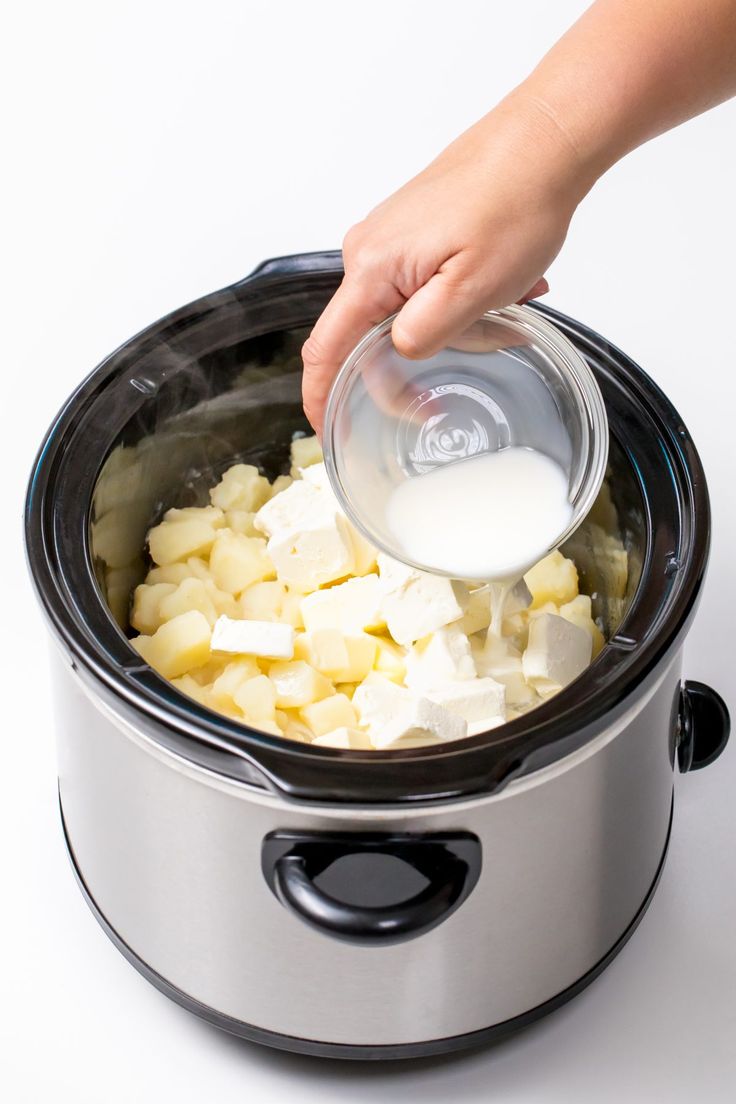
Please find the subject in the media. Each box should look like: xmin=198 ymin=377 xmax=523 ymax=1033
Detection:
xmin=24 ymin=251 xmax=710 ymax=805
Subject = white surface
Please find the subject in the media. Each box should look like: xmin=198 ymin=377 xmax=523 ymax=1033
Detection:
xmin=2 ymin=1 xmax=735 ymax=1100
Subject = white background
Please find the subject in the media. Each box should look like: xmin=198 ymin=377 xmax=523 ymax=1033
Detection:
xmin=3 ymin=1 xmax=735 ymax=1100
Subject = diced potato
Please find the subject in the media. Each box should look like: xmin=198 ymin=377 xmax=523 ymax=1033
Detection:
xmin=294 ymin=629 xmax=350 ymax=678
xmin=158 ymin=578 xmax=219 ymax=627
xmin=268 ymin=660 xmax=334 ymax=708
xmin=335 ymin=682 xmax=357 ymax=699
xmin=226 ymin=510 xmax=260 ymax=536
xmin=290 ymin=434 xmax=322 ymax=474
xmin=240 ymin=580 xmax=286 ymax=622
xmin=148 ymin=516 xmax=221 ymax=566
xmin=136 ymin=610 xmax=212 ymax=679
xmin=333 ymin=634 xmax=377 ymax=683
xmin=277 ymin=710 xmax=313 ymax=743
xmin=131 ymin=582 xmax=177 ymax=635
xmin=187 ymin=656 xmax=229 ymax=687
xmin=300 ymin=575 xmax=384 ymax=634
xmin=559 ymin=595 xmax=606 ymax=658
xmin=300 ymin=693 xmax=359 ymax=737
xmin=233 ymin=674 xmax=278 ymax=724
xmin=372 ymin=636 xmax=407 ymax=684
xmin=280 ymin=589 xmax=304 ymax=629
xmin=269 ymin=474 xmax=293 ymax=498
xmin=164 ymin=505 xmax=225 ymax=528
xmin=185 ymin=556 xmax=212 ymax=581
xmin=171 ymin=673 xmax=211 ymax=707
xmin=210 ymin=658 xmax=261 ymax=708
xmin=209 ymin=532 xmax=274 ymax=595
xmin=203 ymin=579 xmax=238 ymax=618
xmin=145 ymin=562 xmax=193 ymax=586
xmin=210 ymin=464 xmax=272 ymax=513
xmin=312 ymin=727 xmax=373 ymax=749
xmin=524 ymin=551 xmax=579 ymax=609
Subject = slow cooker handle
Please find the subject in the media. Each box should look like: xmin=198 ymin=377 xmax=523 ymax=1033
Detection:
xmin=237 ymin=250 xmax=344 ymax=286
xmin=261 ymin=831 xmax=481 ymax=946
xmin=678 ymin=681 xmax=730 ymax=772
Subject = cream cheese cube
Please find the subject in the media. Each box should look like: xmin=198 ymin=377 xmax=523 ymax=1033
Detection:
xmin=211 ymin=616 xmax=295 ymax=659
xmin=300 ymin=575 xmax=384 ymax=634
xmin=254 ymin=479 xmax=356 ymax=590
xmin=352 ymin=672 xmax=410 ymax=737
xmin=372 ymin=696 xmax=467 ymax=750
xmin=377 ymin=553 xmax=465 ymax=645
xmin=301 ymin=462 xmax=378 ymax=576
xmin=312 ymin=727 xmax=374 ymax=749
xmin=458 ymin=586 xmax=492 ymax=636
xmin=404 ymin=625 xmax=476 ymax=693
xmin=425 ymin=677 xmax=506 ymax=727
xmin=522 ymin=613 xmax=592 ymax=697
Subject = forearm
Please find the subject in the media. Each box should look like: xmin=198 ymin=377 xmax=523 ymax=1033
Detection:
xmin=512 ymin=0 xmax=736 ymax=190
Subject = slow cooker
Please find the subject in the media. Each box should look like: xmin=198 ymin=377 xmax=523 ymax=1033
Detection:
xmin=25 ymin=250 xmax=730 ymax=1059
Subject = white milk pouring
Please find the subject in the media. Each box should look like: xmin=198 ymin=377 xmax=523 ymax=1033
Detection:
xmin=384 ymin=446 xmax=573 ymax=581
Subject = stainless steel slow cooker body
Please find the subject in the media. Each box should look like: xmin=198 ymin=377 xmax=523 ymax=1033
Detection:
xmin=25 ymin=252 xmax=730 ymax=1059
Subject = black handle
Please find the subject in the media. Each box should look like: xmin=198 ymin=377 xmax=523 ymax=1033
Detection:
xmin=262 ymin=831 xmax=481 ymax=946
xmin=237 ymin=250 xmax=343 ymax=287
xmin=678 ymin=680 xmax=730 ymax=772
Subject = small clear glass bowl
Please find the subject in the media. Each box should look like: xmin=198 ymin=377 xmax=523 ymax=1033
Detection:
xmin=323 ymin=305 xmax=609 ymax=578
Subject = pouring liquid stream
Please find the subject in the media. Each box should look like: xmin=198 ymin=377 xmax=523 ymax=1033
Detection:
xmin=385 ymin=447 xmax=573 ymax=625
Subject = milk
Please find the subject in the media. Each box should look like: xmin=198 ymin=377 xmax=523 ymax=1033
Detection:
xmin=384 ymin=447 xmax=572 ymax=581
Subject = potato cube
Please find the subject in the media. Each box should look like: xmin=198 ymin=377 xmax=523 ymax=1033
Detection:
xmin=559 ymin=595 xmax=606 ymax=658
xmin=163 ymin=505 xmax=225 ymax=527
xmin=277 ymin=709 xmax=314 ymax=743
xmin=300 ymin=693 xmax=359 ymax=737
xmin=269 ymin=474 xmax=293 ymax=498
xmin=158 ymin=578 xmax=219 ymax=628
xmin=233 ymin=674 xmax=277 ymax=724
xmin=139 ymin=610 xmax=212 ymax=679
xmin=185 ymin=556 xmax=212 ymax=581
xmin=300 ymin=575 xmax=384 ymax=634
xmin=239 ymin=580 xmax=286 ymax=622
xmin=209 ymin=532 xmax=274 ymax=595
xmin=148 ymin=517 xmax=220 ymax=566
xmin=210 ymin=658 xmax=261 ymax=709
xmin=145 ymin=562 xmax=192 ymax=586
xmin=290 ymin=434 xmax=322 ymax=473
xmin=524 ymin=551 xmax=579 ymax=609
xmin=280 ymin=589 xmax=304 ymax=629
xmin=203 ymin=579 xmax=238 ymax=618
xmin=312 ymin=727 xmax=373 ymax=749
xmin=294 ymin=630 xmax=350 ymax=677
xmin=268 ymin=660 xmax=334 ymax=708
xmin=210 ymin=464 xmax=271 ymax=512
xmin=372 ymin=636 xmax=407 ymax=684
xmin=131 ymin=582 xmax=177 ymax=634
xmin=333 ymin=634 xmax=377 ymax=683
xmin=187 ymin=656 xmax=229 ymax=687
xmin=171 ymin=674 xmax=211 ymax=707
xmin=226 ymin=510 xmax=259 ymax=536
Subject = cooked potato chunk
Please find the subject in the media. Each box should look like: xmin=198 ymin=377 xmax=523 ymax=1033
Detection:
xmin=131 ymin=582 xmax=177 ymax=635
xmin=268 ymin=660 xmax=334 ymax=708
xmin=524 ymin=551 xmax=579 ymax=609
xmin=300 ymin=693 xmax=359 ymax=737
xmin=136 ymin=610 xmax=212 ymax=679
xmin=210 ymin=464 xmax=271 ymax=513
xmin=209 ymin=532 xmax=274 ymax=595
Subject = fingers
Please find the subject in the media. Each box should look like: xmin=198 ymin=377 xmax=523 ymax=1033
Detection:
xmin=391 ymin=270 xmax=550 ymax=360
xmin=301 ymin=275 xmax=404 ymax=435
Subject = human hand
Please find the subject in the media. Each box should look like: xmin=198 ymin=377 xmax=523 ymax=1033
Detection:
xmin=302 ymin=93 xmax=592 ymax=434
